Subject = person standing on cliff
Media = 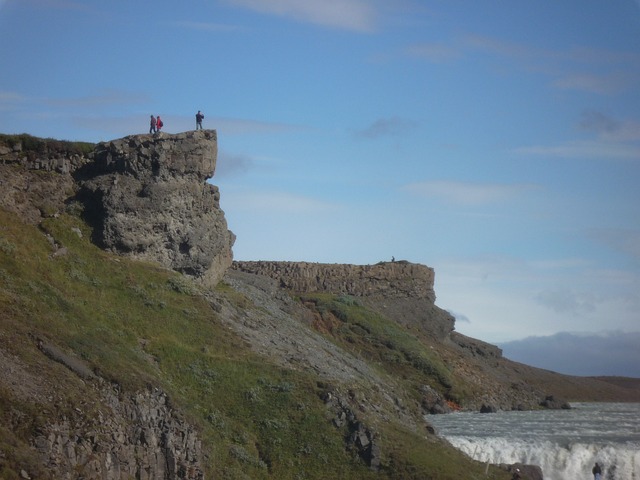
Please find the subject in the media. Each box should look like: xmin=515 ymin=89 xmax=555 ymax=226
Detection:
xmin=156 ymin=115 xmax=163 ymax=132
xmin=149 ymin=115 xmax=157 ymax=134
xmin=196 ymin=110 xmax=204 ymax=130
xmin=592 ymin=462 xmax=602 ymax=480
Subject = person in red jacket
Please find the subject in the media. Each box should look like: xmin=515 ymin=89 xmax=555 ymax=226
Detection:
xmin=156 ymin=115 xmax=163 ymax=132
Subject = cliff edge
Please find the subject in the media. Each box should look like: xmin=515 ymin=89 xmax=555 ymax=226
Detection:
xmin=1 ymin=131 xmax=235 ymax=286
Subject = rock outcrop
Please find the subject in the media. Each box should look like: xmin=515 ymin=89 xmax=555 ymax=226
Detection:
xmin=232 ymin=260 xmax=435 ymax=300
xmin=0 ymin=131 xmax=235 ymax=287
xmin=0 ymin=134 xmax=92 ymax=224
xmin=231 ymin=260 xmax=455 ymax=341
xmin=77 ymin=131 xmax=234 ymax=286
xmin=35 ymin=387 xmax=204 ymax=480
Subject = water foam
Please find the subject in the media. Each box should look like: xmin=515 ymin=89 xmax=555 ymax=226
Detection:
xmin=428 ymin=403 xmax=640 ymax=480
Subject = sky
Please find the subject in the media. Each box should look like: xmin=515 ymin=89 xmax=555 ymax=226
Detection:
xmin=1 ymin=0 xmax=639 ymax=376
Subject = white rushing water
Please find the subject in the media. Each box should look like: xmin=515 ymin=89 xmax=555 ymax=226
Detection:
xmin=427 ymin=403 xmax=640 ymax=480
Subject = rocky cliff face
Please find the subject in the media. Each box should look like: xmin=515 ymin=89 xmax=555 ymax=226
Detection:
xmin=232 ymin=260 xmax=455 ymax=341
xmin=0 ymin=135 xmax=92 ymax=225
xmin=78 ymin=131 xmax=235 ymax=286
xmin=1 ymin=342 xmax=204 ymax=480
xmin=232 ymin=260 xmax=435 ymax=300
xmin=0 ymin=131 xmax=235 ymax=287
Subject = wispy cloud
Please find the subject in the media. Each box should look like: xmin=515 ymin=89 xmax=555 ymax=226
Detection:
xmin=405 ymin=43 xmax=461 ymax=63
xmin=553 ymin=71 xmax=634 ymax=95
xmin=0 ymin=91 xmax=25 ymax=102
xmin=514 ymin=140 xmax=640 ymax=161
xmin=515 ymin=110 xmax=640 ymax=161
xmin=407 ymin=33 xmax=640 ymax=95
xmin=535 ymin=288 xmax=597 ymax=315
xmin=172 ymin=21 xmax=245 ymax=33
xmin=216 ymin=151 xmax=254 ymax=177
xmin=8 ymin=0 xmax=92 ymax=11
xmin=45 ymin=89 xmax=151 ymax=108
xmin=353 ymin=116 xmax=417 ymax=139
xmin=463 ymin=34 xmax=535 ymax=59
xmin=215 ymin=117 xmax=304 ymax=135
xmin=223 ymin=0 xmax=378 ymax=32
xmin=580 ymin=110 xmax=640 ymax=142
xmin=588 ymin=228 xmax=640 ymax=263
xmin=403 ymin=180 xmax=536 ymax=205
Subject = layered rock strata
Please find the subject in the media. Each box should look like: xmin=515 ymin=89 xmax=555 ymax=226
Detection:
xmin=231 ymin=260 xmax=436 ymax=300
xmin=78 ymin=131 xmax=235 ymax=286
xmin=231 ymin=260 xmax=455 ymax=340
xmin=0 ymin=131 xmax=235 ymax=287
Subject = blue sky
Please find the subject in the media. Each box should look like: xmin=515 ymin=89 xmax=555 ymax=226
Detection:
xmin=1 ymin=0 xmax=639 ymax=375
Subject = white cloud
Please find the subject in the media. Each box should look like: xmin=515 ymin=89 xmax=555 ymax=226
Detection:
xmin=514 ymin=140 xmax=640 ymax=161
xmin=223 ymin=0 xmax=378 ymax=32
xmin=172 ymin=21 xmax=245 ymax=33
xmin=403 ymin=180 xmax=536 ymax=205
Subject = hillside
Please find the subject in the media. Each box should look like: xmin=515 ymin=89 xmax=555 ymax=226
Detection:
xmin=1 ymin=132 xmax=639 ymax=480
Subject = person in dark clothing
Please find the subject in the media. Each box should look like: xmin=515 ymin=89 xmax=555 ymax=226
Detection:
xmin=592 ymin=462 xmax=602 ymax=480
xmin=149 ymin=115 xmax=157 ymax=134
xmin=511 ymin=468 xmax=521 ymax=480
xmin=196 ymin=110 xmax=204 ymax=130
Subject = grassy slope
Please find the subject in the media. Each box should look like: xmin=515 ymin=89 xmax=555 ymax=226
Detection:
xmin=0 ymin=207 xmax=513 ymax=480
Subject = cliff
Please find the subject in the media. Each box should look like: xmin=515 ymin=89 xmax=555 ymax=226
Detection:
xmin=77 ymin=131 xmax=235 ymax=286
xmin=1 ymin=131 xmax=235 ymax=286
xmin=1 ymin=132 xmax=639 ymax=480
xmin=232 ymin=260 xmax=455 ymax=342
xmin=232 ymin=260 xmax=436 ymax=301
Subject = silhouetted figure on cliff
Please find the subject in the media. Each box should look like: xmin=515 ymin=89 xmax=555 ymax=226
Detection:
xmin=196 ymin=110 xmax=204 ymax=130
xmin=149 ymin=115 xmax=157 ymax=134
xmin=156 ymin=115 xmax=163 ymax=132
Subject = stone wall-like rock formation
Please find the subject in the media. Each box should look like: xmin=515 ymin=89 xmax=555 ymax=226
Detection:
xmin=78 ymin=130 xmax=235 ymax=287
xmin=231 ymin=260 xmax=456 ymax=341
xmin=231 ymin=260 xmax=436 ymax=300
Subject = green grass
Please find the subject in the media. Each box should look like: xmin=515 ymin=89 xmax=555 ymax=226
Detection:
xmin=301 ymin=294 xmax=454 ymax=401
xmin=0 ymin=207 xmax=513 ymax=479
xmin=0 ymin=133 xmax=94 ymax=156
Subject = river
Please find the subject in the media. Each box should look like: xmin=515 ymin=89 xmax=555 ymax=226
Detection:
xmin=427 ymin=402 xmax=640 ymax=480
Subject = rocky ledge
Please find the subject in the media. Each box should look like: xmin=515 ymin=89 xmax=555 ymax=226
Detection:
xmin=0 ymin=130 xmax=235 ymax=286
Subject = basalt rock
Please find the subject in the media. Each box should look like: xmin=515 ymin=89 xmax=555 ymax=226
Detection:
xmin=77 ymin=130 xmax=235 ymax=286
xmin=231 ymin=260 xmax=455 ymax=341
xmin=232 ymin=260 xmax=435 ymax=301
